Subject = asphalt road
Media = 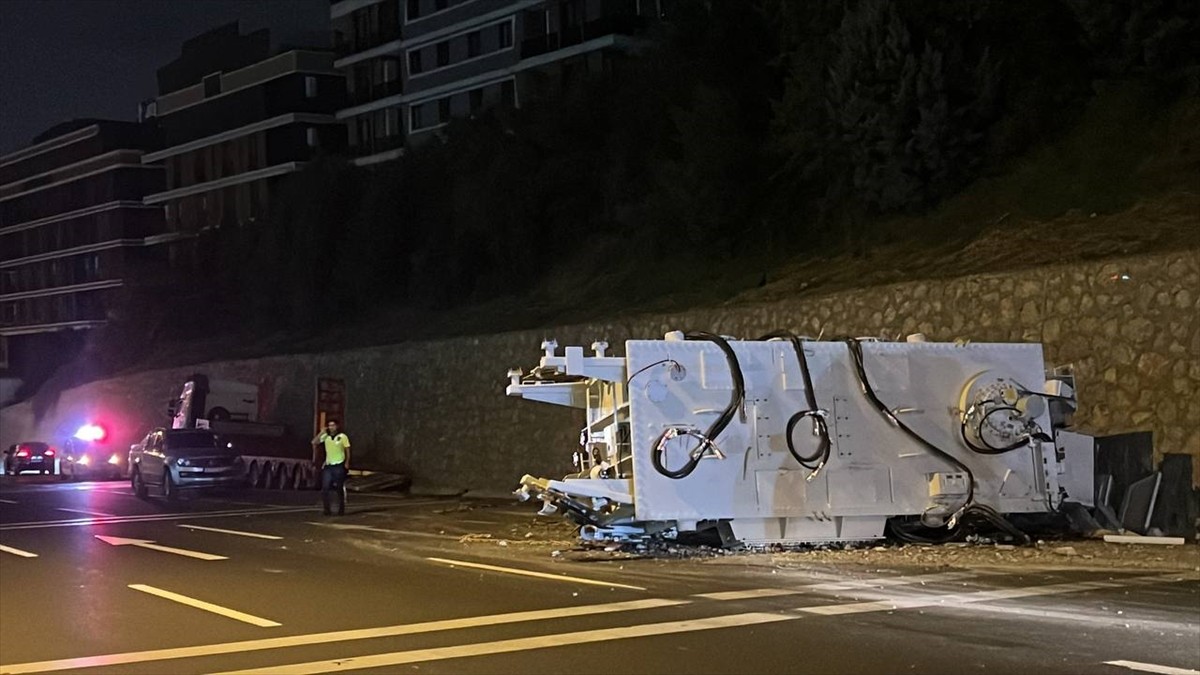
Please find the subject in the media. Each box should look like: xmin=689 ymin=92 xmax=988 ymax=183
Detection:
xmin=1 ymin=476 xmax=1197 ymax=675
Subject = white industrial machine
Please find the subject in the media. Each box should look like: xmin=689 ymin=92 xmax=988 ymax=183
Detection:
xmin=506 ymin=331 xmax=1094 ymax=547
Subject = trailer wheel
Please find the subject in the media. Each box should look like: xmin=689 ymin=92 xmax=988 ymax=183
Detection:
xmin=247 ymin=461 xmax=261 ymax=488
xmin=270 ymin=462 xmax=285 ymax=490
xmin=207 ymin=407 xmax=231 ymax=421
xmin=291 ymin=465 xmax=305 ymax=490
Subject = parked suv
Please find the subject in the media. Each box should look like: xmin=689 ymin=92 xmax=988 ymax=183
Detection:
xmin=128 ymin=428 xmax=245 ymax=500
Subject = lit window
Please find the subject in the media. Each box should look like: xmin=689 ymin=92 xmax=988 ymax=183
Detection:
xmin=306 ymin=127 xmax=319 ymax=148
xmin=305 ymin=76 xmax=318 ymax=98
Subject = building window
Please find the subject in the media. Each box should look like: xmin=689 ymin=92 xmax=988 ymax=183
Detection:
xmin=305 ymin=76 xmax=318 ymax=98
xmin=499 ymin=21 xmax=513 ymax=49
xmin=383 ymin=57 xmax=399 ymax=82
xmin=436 ymin=41 xmax=449 ymax=67
xmin=410 ymin=104 xmax=426 ymax=130
xmin=306 ymin=127 xmax=320 ymax=148
xmin=434 ymin=0 xmax=448 ymax=9
xmin=469 ymin=88 xmax=483 ymax=113
xmin=406 ymin=0 xmax=420 ymax=21
xmin=385 ymin=108 xmax=400 ymax=136
xmin=467 ymin=30 xmax=481 ymax=58
xmin=438 ymin=97 xmax=451 ymax=122
xmin=501 ymin=79 xmax=515 ymax=106
xmin=203 ymin=73 xmax=222 ymax=98
xmin=408 ymin=50 xmax=423 ymax=75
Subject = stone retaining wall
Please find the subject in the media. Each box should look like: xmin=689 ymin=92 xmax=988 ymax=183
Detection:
xmin=3 ymin=250 xmax=1197 ymax=490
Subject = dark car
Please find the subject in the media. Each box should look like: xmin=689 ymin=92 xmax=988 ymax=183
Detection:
xmin=60 ymin=436 xmax=125 ymax=481
xmin=3 ymin=442 xmax=56 ymax=475
xmin=128 ymin=428 xmax=245 ymax=500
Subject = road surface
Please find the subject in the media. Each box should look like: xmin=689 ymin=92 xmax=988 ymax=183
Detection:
xmin=1 ymin=476 xmax=1197 ymax=674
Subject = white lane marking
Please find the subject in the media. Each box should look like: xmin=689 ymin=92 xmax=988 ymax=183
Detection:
xmin=0 ymin=498 xmax=18 ymax=504
xmin=693 ymin=570 xmax=984 ymax=600
xmin=309 ymin=522 xmax=449 ymax=538
xmin=0 ymin=597 xmax=687 ymax=673
xmin=210 ymin=572 xmax=1197 ymax=675
xmin=56 ymin=507 xmax=116 ymax=517
xmin=0 ymin=499 xmax=444 ymax=531
xmin=129 ymin=584 xmax=280 ymax=628
xmin=0 ymin=544 xmax=38 ymax=558
xmin=1104 ymin=660 xmax=1200 ymax=675
xmin=213 ymin=612 xmax=793 ymax=675
xmin=963 ymin=602 xmax=1200 ymax=633
xmin=427 ymin=556 xmax=647 ymax=591
xmin=798 ymin=573 xmax=1192 ymax=616
xmin=95 ymin=535 xmax=227 ymax=561
xmin=2 ymin=506 xmax=314 ymax=530
xmin=178 ymin=524 xmax=282 ymax=540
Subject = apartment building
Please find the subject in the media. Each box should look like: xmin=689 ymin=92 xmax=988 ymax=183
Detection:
xmin=331 ymin=0 xmax=406 ymax=165
xmin=0 ymin=120 xmax=164 ymax=396
xmin=141 ymin=23 xmax=347 ymax=252
xmin=332 ymin=0 xmax=667 ymax=164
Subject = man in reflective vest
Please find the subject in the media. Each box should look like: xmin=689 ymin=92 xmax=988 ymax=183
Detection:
xmin=312 ymin=419 xmax=351 ymax=515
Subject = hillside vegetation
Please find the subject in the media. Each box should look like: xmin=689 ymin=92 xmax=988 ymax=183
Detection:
xmin=84 ymin=0 xmax=1199 ymax=378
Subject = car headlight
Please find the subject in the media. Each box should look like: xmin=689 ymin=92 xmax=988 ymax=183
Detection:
xmin=78 ymin=455 xmax=91 ymax=466
xmin=108 ymin=454 xmax=120 ymax=465
xmin=176 ymin=457 xmax=190 ymax=467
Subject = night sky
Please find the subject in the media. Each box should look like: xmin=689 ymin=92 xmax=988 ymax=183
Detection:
xmin=0 ymin=0 xmax=330 ymax=155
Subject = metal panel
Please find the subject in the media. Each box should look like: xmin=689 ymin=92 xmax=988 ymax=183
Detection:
xmin=627 ymin=339 xmax=1056 ymax=523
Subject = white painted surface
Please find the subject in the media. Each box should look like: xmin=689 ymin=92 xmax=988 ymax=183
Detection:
xmin=178 ymin=524 xmax=282 ymax=540
xmin=128 ymin=584 xmax=280 ymax=628
xmin=427 ymin=556 xmax=646 ymax=591
xmin=0 ymin=544 xmax=37 ymax=558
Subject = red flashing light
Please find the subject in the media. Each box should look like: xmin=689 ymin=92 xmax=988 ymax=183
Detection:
xmin=15 ymin=448 xmax=30 ymax=458
xmin=44 ymin=448 xmax=56 ymax=457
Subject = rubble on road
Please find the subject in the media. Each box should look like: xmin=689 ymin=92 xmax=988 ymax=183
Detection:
xmin=442 ymin=503 xmax=1197 ymax=571
xmin=457 ymin=518 xmax=1198 ymax=570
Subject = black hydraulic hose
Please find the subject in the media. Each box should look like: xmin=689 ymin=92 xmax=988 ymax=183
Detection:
xmin=843 ymin=338 xmax=975 ymax=509
xmin=650 ymin=332 xmax=745 ymax=480
xmin=846 ymin=338 xmax=1032 ymax=542
xmin=758 ymin=331 xmax=830 ymax=470
xmin=960 ymin=405 xmax=1032 ymax=455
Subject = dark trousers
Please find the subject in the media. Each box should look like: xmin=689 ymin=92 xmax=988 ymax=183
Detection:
xmin=321 ymin=463 xmax=347 ymax=515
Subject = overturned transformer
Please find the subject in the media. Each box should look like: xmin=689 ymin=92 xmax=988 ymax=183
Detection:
xmin=507 ymin=331 xmax=1096 ymax=547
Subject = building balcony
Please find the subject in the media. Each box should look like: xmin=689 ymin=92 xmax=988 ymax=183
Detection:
xmin=347 ymin=79 xmax=403 ymax=106
xmin=349 ymin=133 xmax=404 ymax=158
xmin=520 ymin=15 xmax=646 ymax=59
xmin=334 ymin=26 xmax=403 ymax=58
